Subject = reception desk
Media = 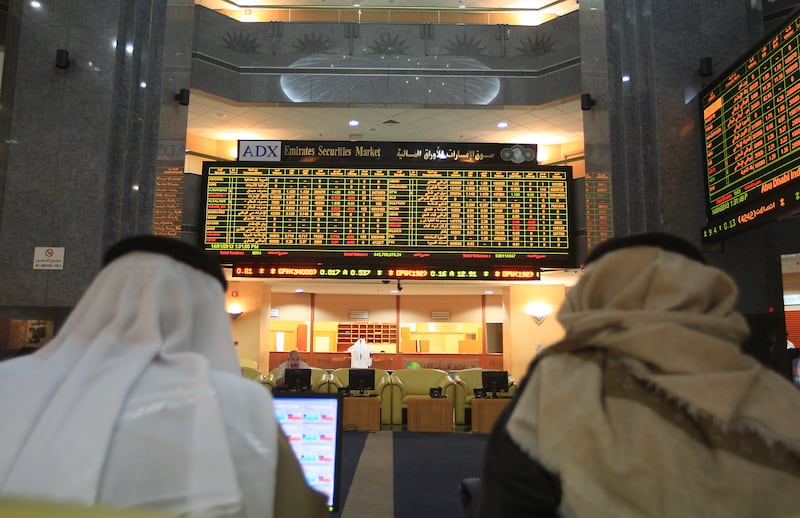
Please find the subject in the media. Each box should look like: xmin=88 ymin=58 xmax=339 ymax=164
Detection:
xmin=268 ymin=351 xmax=503 ymax=372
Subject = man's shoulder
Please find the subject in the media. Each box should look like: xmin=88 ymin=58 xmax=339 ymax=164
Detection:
xmin=211 ymin=370 xmax=272 ymax=402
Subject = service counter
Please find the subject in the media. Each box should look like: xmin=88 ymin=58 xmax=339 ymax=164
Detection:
xmin=268 ymin=351 xmax=503 ymax=372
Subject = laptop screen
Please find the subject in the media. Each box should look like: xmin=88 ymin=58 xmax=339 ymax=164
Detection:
xmin=272 ymin=392 xmax=343 ymax=512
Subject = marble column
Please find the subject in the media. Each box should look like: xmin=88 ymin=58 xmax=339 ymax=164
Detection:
xmin=581 ymin=0 xmax=764 ymax=241
xmin=0 ymin=0 xmax=192 ymax=322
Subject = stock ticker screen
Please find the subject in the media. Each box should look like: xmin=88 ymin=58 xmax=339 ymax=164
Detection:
xmin=701 ymin=9 xmax=800 ymax=241
xmin=200 ymin=142 xmax=575 ymax=279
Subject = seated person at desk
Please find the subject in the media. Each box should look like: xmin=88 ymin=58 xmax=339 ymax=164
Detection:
xmin=274 ymin=350 xmax=310 ymax=387
xmin=0 ymin=235 xmax=327 ymax=517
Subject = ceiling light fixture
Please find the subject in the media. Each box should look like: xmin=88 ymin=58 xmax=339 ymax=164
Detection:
xmin=349 ymin=119 xmax=360 ymax=126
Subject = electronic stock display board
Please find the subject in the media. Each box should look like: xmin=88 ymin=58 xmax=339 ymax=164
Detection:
xmin=701 ymin=9 xmax=800 ymax=241
xmin=201 ymin=140 xmax=575 ymax=280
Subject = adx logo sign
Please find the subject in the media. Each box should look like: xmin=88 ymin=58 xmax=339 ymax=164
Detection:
xmin=238 ymin=140 xmax=281 ymax=161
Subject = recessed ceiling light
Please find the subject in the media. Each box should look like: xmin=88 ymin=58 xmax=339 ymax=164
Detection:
xmin=497 ymin=121 xmax=508 ymax=128
xmin=295 ymin=288 xmax=304 ymax=293
xmin=349 ymin=119 xmax=360 ymax=127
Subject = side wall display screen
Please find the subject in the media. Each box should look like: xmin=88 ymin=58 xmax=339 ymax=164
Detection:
xmin=201 ymin=140 xmax=576 ymax=278
xmin=701 ymin=9 xmax=800 ymax=241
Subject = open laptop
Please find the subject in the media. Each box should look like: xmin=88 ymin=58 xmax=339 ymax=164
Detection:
xmin=271 ymin=392 xmax=344 ymax=512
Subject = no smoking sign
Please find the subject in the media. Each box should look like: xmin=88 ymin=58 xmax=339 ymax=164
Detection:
xmin=33 ymin=247 xmax=65 ymax=270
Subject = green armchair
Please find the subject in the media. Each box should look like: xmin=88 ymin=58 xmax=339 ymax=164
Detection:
xmin=241 ymin=366 xmax=271 ymax=389
xmin=0 ymin=497 xmax=175 ymax=518
xmin=453 ymin=368 xmax=517 ymax=425
xmin=389 ymin=368 xmax=457 ymax=425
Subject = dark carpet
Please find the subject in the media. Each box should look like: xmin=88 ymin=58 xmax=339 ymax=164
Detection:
xmin=392 ymin=432 xmax=487 ymax=518
xmin=331 ymin=431 xmax=369 ymax=517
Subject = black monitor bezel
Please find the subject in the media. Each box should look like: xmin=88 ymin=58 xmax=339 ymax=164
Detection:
xmin=348 ymin=368 xmax=376 ymax=393
xmin=284 ymin=368 xmax=312 ymax=391
xmin=481 ymin=370 xmax=509 ymax=395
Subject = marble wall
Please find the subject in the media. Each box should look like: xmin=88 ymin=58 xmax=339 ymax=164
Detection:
xmin=0 ymin=0 xmax=189 ymax=314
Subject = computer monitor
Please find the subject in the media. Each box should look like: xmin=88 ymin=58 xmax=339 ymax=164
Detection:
xmin=481 ymin=370 xmax=509 ymax=398
xmin=284 ymin=368 xmax=312 ymax=391
xmin=272 ymin=392 xmax=343 ymax=512
xmin=348 ymin=368 xmax=375 ymax=394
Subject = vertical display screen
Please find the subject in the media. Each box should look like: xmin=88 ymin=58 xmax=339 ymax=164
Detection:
xmin=701 ymin=10 xmax=800 ymax=240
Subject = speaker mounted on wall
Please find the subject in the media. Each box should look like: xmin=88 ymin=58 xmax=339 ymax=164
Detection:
xmin=699 ymin=57 xmax=713 ymax=77
xmin=175 ymin=88 xmax=190 ymax=106
xmin=55 ymin=49 xmax=70 ymax=69
xmin=580 ymin=93 xmax=596 ymax=111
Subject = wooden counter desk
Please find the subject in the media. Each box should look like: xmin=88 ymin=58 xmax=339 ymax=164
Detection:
xmin=268 ymin=351 xmax=503 ymax=372
xmin=471 ymin=397 xmax=512 ymax=433
xmin=407 ymin=397 xmax=453 ymax=432
xmin=342 ymin=396 xmax=381 ymax=431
